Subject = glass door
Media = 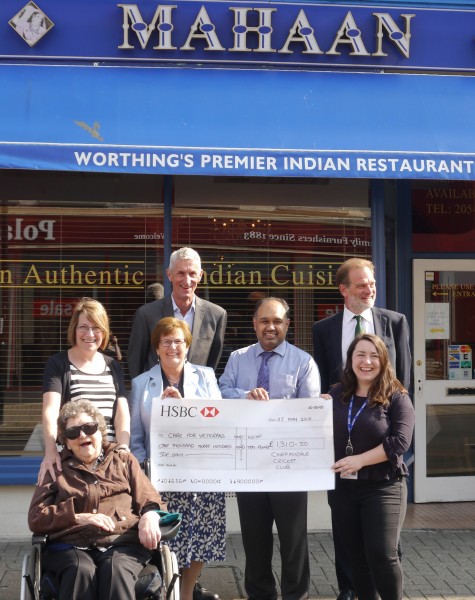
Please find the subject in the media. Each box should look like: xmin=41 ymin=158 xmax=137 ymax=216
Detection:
xmin=413 ymin=259 xmax=475 ymax=502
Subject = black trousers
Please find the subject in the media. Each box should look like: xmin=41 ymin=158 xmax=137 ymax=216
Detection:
xmin=327 ymin=492 xmax=354 ymax=592
xmin=236 ymin=491 xmax=309 ymax=600
xmin=42 ymin=543 xmax=151 ymax=600
xmin=329 ymin=477 xmax=407 ymax=600
xmin=328 ymin=491 xmax=404 ymax=593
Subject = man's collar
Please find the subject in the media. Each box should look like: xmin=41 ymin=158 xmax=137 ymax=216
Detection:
xmin=343 ymin=306 xmax=373 ymax=323
xmin=256 ymin=341 xmax=286 ymax=357
xmin=171 ymin=294 xmax=196 ymax=314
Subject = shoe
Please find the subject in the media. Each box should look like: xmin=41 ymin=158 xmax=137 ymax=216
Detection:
xmin=193 ymin=582 xmax=220 ymax=600
xmin=336 ymin=591 xmax=356 ymax=600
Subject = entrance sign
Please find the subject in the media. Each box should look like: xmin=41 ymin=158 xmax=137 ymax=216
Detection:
xmin=149 ymin=397 xmax=335 ymax=492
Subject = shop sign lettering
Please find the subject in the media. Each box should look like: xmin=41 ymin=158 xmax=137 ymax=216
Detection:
xmin=412 ymin=183 xmax=475 ymax=252
xmin=432 ymin=283 xmax=475 ymax=298
xmin=0 ymin=259 xmax=342 ymax=290
xmin=118 ymin=4 xmax=414 ymax=59
xmin=73 ymin=151 xmax=475 ymax=177
xmin=200 ymin=262 xmax=338 ymax=289
xmin=2 ymin=1 xmax=474 ymax=72
xmin=0 ymin=218 xmax=56 ymax=241
xmin=0 ymin=261 xmax=145 ymax=288
xmin=33 ymin=299 xmax=76 ymax=317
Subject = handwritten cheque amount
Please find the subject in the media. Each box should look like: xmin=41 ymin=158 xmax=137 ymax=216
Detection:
xmin=149 ymin=397 xmax=334 ymax=492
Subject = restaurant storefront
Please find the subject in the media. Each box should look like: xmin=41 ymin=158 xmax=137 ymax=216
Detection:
xmin=0 ymin=172 xmax=372 ymax=445
xmin=1 ymin=0 xmax=475 ymax=535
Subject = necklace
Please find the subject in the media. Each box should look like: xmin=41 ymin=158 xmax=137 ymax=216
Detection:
xmin=166 ymin=373 xmax=182 ymax=388
xmin=85 ymin=450 xmax=104 ymax=472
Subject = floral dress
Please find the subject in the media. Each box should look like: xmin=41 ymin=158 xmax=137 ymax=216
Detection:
xmin=162 ymin=491 xmax=226 ymax=567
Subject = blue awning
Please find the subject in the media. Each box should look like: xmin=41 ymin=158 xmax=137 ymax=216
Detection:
xmin=1 ymin=63 xmax=475 ymax=179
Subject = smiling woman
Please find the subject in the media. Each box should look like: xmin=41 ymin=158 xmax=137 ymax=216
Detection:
xmin=129 ymin=317 xmax=226 ymax=600
xmin=329 ymin=333 xmax=415 ymax=600
xmin=39 ymin=298 xmax=130 ymax=486
xmin=351 ymin=338 xmax=381 ymax=390
xmin=59 ymin=404 xmax=106 ymax=470
xmin=28 ymin=399 xmax=165 ymax=600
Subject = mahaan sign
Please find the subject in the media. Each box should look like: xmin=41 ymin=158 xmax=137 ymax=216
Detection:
xmin=1 ymin=0 xmax=474 ymax=71
xmin=118 ymin=4 xmax=413 ymax=58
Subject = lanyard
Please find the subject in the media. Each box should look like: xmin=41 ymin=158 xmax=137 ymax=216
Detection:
xmin=346 ymin=395 xmax=368 ymax=456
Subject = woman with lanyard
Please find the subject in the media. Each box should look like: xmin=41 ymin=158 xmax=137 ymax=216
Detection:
xmin=327 ymin=333 xmax=414 ymax=600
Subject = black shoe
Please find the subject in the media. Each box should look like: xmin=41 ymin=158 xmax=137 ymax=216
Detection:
xmin=193 ymin=582 xmax=220 ymax=600
xmin=336 ymin=591 xmax=356 ymax=600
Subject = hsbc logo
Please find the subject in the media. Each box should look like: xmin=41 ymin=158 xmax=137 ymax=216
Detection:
xmin=201 ymin=407 xmax=219 ymax=418
xmin=159 ymin=405 xmax=220 ymax=418
xmin=160 ymin=405 xmax=198 ymax=417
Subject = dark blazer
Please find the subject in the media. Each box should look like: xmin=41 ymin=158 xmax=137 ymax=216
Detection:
xmin=127 ymin=295 xmax=227 ymax=380
xmin=312 ymin=307 xmax=412 ymax=393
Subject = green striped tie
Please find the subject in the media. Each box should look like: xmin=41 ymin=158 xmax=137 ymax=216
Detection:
xmin=354 ymin=315 xmax=364 ymax=337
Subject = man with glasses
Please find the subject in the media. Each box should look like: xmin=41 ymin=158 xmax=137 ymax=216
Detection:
xmin=128 ymin=247 xmax=227 ymax=380
xmin=312 ymin=257 xmax=411 ymax=600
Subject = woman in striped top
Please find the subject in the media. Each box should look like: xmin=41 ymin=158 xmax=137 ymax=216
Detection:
xmin=39 ymin=297 xmax=130 ymax=484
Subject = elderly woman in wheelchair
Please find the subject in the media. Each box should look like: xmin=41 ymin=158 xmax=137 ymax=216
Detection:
xmin=27 ymin=399 xmax=180 ymax=600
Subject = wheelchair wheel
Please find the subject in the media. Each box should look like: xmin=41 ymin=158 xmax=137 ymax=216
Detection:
xmin=20 ymin=544 xmax=40 ymax=600
xmin=161 ymin=544 xmax=180 ymax=600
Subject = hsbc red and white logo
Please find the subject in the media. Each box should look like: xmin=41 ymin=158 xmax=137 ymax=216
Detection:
xmin=201 ymin=407 xmax=219 ymax=418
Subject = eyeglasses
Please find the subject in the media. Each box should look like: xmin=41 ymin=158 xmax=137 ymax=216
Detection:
xmin=77 ymin=325 xmax=102 ymax=334
xmin=64 ymin=422 xmax=99 ymax=440
xmin=160 ymin=339 xmax=186 ymax=348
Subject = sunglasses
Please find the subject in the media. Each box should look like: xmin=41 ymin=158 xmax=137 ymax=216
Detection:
xmin=64 ymin=422 xmax=99 ymax=440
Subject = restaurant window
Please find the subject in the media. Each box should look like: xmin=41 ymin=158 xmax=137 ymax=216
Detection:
xmin=171 ymin=207 xmax=372 ymax=372
xmin=0 ymin=199 xmax=371 ymax=456
xmin=0 ymin=205 xmax=164 ymax=455
xmin=412 ymin=181 xmax=475 ymax=253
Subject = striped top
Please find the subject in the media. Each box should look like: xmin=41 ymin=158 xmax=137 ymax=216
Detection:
xmin=43 ymin=351 xmax=127 ymax=444
xmin=69 ymin=364 xmax=117 ymax=440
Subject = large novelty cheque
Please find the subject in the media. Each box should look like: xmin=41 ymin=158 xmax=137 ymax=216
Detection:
xmin=149 ymin=397 xmax=334 ymax=492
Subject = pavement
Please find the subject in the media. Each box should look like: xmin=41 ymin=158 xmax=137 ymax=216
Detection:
xmin=2 ymin=529 xmax=475 ymax=600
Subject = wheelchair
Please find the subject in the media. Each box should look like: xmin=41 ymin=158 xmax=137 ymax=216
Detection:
xmin=20 ymin=514 xmax=182 ymax=600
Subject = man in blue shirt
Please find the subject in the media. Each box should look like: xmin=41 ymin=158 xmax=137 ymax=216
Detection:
xmin=219 ymin=297 xmax=321 ymax=600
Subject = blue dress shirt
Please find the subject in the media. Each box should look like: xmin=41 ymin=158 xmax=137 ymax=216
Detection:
xmin=219 ymin=341 xmax=321 ymax=399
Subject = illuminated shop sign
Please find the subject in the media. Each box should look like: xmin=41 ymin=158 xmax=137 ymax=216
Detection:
xmin=1 ymin=0 xmax=474 ymax=72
